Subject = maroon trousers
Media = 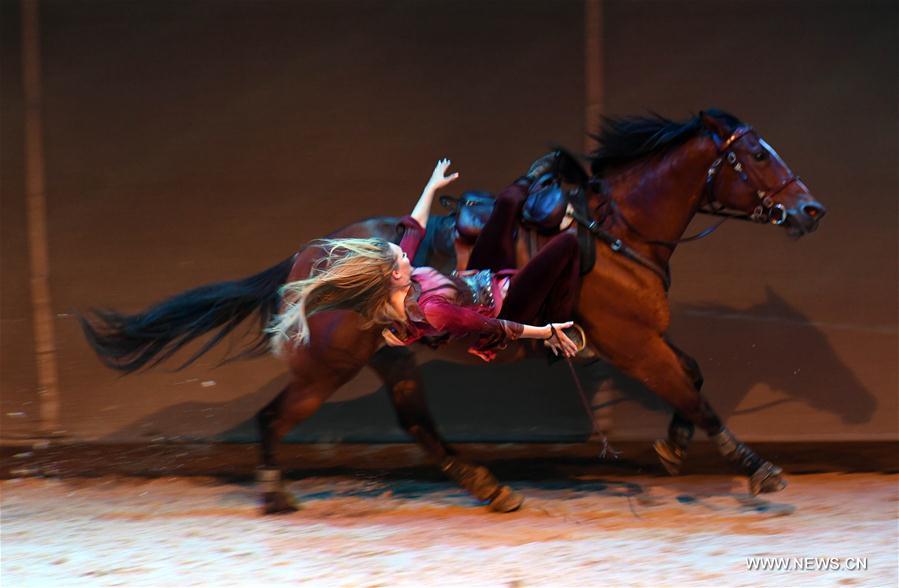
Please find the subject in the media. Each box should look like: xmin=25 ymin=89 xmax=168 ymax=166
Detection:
xmin=466 ymin=183 xmax=580 ymax=325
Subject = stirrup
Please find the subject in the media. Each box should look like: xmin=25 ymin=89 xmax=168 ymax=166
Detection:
xmin=544 ymin=323 xmax=587 ymax=353
xmin=566 ymin=324 xmax=587 ymax=353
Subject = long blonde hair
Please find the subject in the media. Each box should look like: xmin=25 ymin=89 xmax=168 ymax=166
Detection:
xmin=267 ymin=238 xmax=405 ymax=356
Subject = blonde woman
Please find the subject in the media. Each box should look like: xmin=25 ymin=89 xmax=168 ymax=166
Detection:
xmin=269 ymin=157 xmax=583 ymax=363
xmin=81 ymin=155 xmax=586 ymax=514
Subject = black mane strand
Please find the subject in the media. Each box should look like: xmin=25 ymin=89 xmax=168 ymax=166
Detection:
xmin=588 ymin=109 xmax=743 ymax=175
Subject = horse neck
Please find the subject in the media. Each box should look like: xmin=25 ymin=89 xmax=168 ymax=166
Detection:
xmin=599 ymin=135 xmax=717 ymax=266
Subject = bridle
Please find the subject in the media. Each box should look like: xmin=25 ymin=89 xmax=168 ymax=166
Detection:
xmin=700 ymin=126 xmax=801 ymax=226
xmin=567 ymin=124 xmax=802 ymax=290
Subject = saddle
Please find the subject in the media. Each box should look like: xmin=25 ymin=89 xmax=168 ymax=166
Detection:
xmin=418 ymin=149 xmax=597 ymax=274
xmin=522 ymin=173 xmax=572 ymax=234
xmin=438 ymin=191 xmax=496 ymax=244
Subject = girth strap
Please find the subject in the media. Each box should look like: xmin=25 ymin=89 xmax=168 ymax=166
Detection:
xmin=568 ymin=208 xmax=672 ymax=291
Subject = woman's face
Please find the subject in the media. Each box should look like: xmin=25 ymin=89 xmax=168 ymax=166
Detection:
xmin=388 ymin=243 xmax=412 ymax=287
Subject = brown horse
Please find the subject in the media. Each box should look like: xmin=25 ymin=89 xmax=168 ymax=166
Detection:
xmin=81 ymin=109 xmax=825 ymax=514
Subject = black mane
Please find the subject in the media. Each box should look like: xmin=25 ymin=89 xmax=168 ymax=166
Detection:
xmin=588 ymin=109 xmax=743 ymax=175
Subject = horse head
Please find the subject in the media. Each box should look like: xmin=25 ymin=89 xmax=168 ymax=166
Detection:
xmin=698 ymin=110 xmax=826 ymax=237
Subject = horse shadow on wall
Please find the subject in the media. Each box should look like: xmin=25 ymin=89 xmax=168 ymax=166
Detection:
xmin=104 ymin=287 xmax=876 ymax=442
xmin=674 ymin=287 xmax=876 ymax=425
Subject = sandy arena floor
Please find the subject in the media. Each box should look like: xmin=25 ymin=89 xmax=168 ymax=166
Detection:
xmin=2 ymin=472 xmax=896 ymax=587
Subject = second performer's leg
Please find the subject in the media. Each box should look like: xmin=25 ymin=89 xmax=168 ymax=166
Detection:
xmin=465 ymin=183 xmax=529 ymax=272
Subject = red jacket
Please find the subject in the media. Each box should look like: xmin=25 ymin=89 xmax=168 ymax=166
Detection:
xmin=390 ymin=216 xmax=523 ymax=361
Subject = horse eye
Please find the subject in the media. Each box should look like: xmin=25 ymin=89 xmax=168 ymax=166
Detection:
xmin=753 ymin=151 xmax=768 ymax=161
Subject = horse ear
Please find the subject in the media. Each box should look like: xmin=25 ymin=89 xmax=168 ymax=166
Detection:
xmin=699 ymin=110 xmax=730 ymax=140
xmin=553 ymin=146 xmax=590 ymax=185
xmin=764 ymin=285 xmax=788 ymax=309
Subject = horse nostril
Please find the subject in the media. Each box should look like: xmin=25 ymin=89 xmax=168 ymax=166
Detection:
xmin=802 ymin=203 xmax=826 ymax=219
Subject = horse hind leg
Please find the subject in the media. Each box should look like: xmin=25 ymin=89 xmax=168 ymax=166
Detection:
xmin=368 ymin=346 xmax=524 ymax=512
xmin=255 ymin=361 xmax=369 ymax=514
xmin=255 ymin=380 xmax=332 ymax=515
xmin=255 ymin=387 xmax=302 ymax=514
xmin=255 ymin=311 xmax=386 ymax=514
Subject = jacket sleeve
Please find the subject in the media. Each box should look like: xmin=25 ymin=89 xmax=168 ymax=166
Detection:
xmin=420 ymin=298 xmax=524 ymax=357
xmin=396 ymin=215 xmax=425 ymax=261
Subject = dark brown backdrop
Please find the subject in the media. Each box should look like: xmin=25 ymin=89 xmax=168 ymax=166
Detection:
xmin=2 ymin=0 xmax=896 ymax=442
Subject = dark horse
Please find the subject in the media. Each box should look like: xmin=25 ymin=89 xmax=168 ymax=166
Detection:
xmin=81 ymin=110 xmax=826 ymax=514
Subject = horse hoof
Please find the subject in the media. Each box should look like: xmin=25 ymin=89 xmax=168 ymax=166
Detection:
xmin=262 ymin=491 xmax=300 ymax=515
xmin=653 ymin=439 xmax=684 ymax=476
xmin=489 ymin=486 xmax=524 ymax=513
xmin=750 ymin=462 xmax=787 ymax=495
xmin=441 ymin=458 xmax=503 ymax=503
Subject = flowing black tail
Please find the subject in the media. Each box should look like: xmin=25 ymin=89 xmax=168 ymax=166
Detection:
xmin=80 ymin=255 xmax=297 ymax=374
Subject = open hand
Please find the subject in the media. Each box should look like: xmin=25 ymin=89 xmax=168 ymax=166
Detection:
xmin=544 ymin=321 xmax=580 ymax=358
xmin=428 ymin=158 xmax=460 ymax=190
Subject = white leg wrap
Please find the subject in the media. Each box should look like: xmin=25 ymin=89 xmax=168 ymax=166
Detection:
xmin=256 ymin=468 xmax=282 ymax=493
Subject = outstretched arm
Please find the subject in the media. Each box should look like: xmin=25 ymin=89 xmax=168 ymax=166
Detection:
xmin=422 ymin=299 xmax=578 ymax=357
xmin=411 ymin=158 xmax=460 ymax=229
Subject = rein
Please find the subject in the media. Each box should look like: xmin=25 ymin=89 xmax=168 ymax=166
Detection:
xmin=564 ymin=356 xmax=620 ymax=460
xmin=606 ymin=197 xmax=731 ymax=250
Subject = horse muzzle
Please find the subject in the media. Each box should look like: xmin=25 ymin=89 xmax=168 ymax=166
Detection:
xmin=783 ymin=199 xmax=827 ymax=237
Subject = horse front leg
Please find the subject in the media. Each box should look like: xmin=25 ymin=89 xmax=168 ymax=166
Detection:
xmin=617 ymin=336 xmax=786 ymax=495
xmin=368 ymin=346 xmax=524 ymax=512
xmin=652 ymin=338 xmax=702 ymax=475
xmin=653 ymin=411 xmax=695 ymax=475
